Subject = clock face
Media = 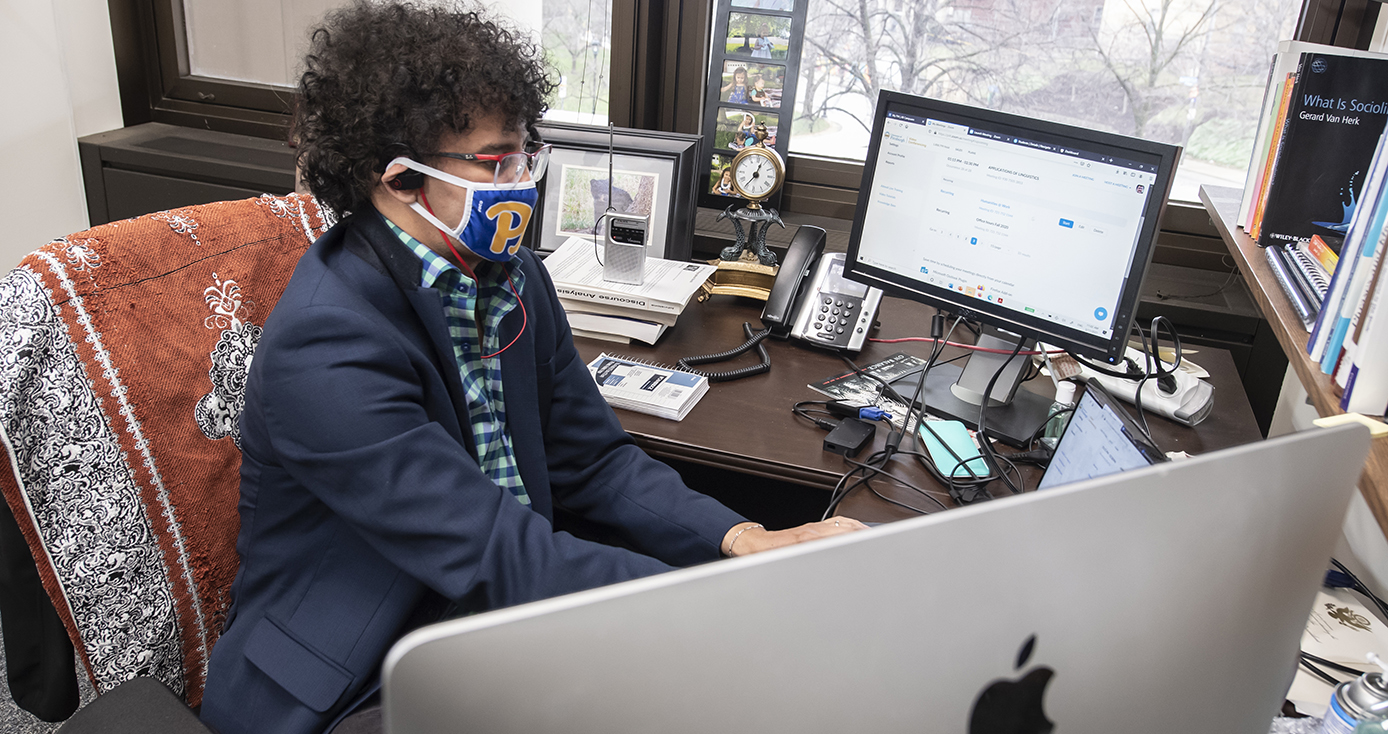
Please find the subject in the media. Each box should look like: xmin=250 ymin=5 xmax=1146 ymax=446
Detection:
xmin=734 ymin=151 xmax=781 ymax=199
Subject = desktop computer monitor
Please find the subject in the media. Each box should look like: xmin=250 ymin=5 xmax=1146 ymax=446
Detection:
xmin=381 ymin=425 xmax=1372 ymax=734
xmin=843 ymin=91 xmax=1181 ymax=446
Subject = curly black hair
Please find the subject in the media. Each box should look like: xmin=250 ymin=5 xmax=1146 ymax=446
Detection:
xmin=293 ymin=0 xmax=556 ymax=217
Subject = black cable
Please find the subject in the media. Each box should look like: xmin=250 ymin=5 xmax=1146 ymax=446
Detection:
xmin=792 ymin=400 xmax=839 ymax=431
xmin=838 ymin=353 xmax=913 ymax=410
xmin=1155 ymin=256 xmax=1239 ymax=301
xmin=1130 ymin=315 xmax=1182 ymax=442
xmin=823 ymin=313 xmax=999 ymax=518
xmin=822 ymin=453 xmax=880 ymax=520
xmin=1331 ymin=558 xmax=1388 ymax=622
xmin=866 ymin=485 xmax=936 ymax=515
xmin=975 ymin=334 xmax=1026 ymax=495
xmin=1028 ymin=406 xmax=1075 ymax=447
xmin=676 ymin=322 xmax=771 ymax=381
xmin=1300 ymin=651 xmax=1368 ymax=677
xmin=1298 ymin=656 xmax=1342 ymax=687
xmin=842 ymin=456 xmax=951 ymax=511
xmin=1022 ymin=358 xmax=1042 ymax=383
xmin=1068 ymin=353 xmax=1145 ymax=380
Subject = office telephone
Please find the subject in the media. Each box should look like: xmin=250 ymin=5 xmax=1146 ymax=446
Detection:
xmin=676 ymin=226 xmax=882 ymax=381
xmin=763 ymin=226 xmax=883 ymax=352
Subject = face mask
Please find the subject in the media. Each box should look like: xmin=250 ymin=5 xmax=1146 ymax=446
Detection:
xmin=388 ymin=156 xmax=537 ymax=262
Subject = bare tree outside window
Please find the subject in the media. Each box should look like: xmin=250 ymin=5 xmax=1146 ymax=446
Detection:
xmin=542 ymin=0 xmax=613 ymax=124
xmin=791 ymin=0 xmax=1300 ymax=201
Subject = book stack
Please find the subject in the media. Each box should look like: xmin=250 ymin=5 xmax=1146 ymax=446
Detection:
xmin=1242 ymin=43 xmax=1388 ymax=248
xmin=545 ymin=237 xmax=717 ymax=345
xmin=1236 ymin=41 xmax=1388 ymax=416
xmin=586 ymin=353 xmax=709 ymax=421
xmin=1304 ymin=123 xmax=1388 ymax=416
xmin=1239 ymin=43 xmax=1388 ymax=331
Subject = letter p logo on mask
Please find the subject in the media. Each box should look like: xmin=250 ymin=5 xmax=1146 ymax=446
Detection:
xmin=486 ymin=201 xmax=534 ymax=256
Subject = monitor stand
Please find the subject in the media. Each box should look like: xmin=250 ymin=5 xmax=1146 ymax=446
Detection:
xmin=890 ymin=328 xmax=1053 ymax=448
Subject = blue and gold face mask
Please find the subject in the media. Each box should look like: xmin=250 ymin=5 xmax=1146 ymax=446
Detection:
xmin=389 ymin=156 xmax=537 ymax=262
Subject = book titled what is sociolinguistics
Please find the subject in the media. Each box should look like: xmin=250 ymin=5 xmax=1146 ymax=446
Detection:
xmin=1258 ymin=53 xmax=1388 ymax=251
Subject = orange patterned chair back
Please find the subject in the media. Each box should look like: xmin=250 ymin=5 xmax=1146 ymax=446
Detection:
xmin=0 ymin=194 xmax=334 ymax=706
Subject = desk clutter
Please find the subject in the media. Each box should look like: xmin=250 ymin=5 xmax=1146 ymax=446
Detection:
xmin=546 ymin=236 xmax=715 ymax=344
xmin=1239 ymin=42 xmax=1388 ymax=417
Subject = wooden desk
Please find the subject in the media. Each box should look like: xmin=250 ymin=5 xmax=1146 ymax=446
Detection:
xmin=1200 ymin=183 xmax=1388 ymax=538
xmin=573 ymin=294 xmax=1263 ymax=523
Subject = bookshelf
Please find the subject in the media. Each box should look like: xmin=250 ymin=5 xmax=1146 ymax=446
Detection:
xmin=1200 ymin=184 xmax=1388 ymax=539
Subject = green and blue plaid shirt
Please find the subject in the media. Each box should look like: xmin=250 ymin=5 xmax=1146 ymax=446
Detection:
xmin=384 ymin=217 xmax=530 ymax=505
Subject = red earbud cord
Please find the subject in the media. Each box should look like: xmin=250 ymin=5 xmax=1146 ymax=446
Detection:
xmin=419 ymin=191 xmax=527 ymax=359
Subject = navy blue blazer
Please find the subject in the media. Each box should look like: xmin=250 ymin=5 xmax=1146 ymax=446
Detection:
xmin=200 ymin=210 xmax=744 ymax=734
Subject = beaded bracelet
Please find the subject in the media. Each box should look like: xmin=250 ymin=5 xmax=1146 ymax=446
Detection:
xmin=725 ymin=523 xmax=764 ymax=557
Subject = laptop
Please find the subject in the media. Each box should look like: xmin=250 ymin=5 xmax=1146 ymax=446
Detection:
xmin=382 ymin=425 xmax=1370 ymax=734
xmin=1037 ymin=380 xmax=1167 ymax=490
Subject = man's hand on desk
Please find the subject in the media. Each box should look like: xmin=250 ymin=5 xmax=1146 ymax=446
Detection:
xmin=721 ymin=518 xmax=868 ymax=557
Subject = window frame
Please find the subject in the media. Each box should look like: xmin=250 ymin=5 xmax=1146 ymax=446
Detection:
xmin=762 ymin=0 xmax=1382 ymax=221
xmin=109 ymin=0 xmax=1381 ymax=226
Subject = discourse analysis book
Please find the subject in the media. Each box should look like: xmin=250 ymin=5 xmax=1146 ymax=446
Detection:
xmin=1258 ymin=52 xmax=1388 ymax=249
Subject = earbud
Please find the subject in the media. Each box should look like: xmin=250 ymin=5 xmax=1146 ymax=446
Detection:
xmin=389 ymin=169 xmax=425 ymax=190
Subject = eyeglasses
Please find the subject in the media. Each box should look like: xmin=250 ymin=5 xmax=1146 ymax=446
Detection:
xmin=427 ymin=144 xmax=551 ymax=187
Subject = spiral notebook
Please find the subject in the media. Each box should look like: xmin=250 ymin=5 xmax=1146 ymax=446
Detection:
xmin=586 ymin=353 xmax=709 ymax=421
xmin=1265 ymin=246 xmax=1318 ymax=330
xmin=1286 ymin=241 xmax=1331 ymax=301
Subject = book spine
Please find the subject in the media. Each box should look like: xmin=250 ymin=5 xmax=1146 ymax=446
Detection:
xmin=558 ymin=298 xmax=679 ymax=326
xmin=1245 ymin=67 xmax=1293 ymax=232
xmin=1322 ymin=152 xmax=1388 ymax=373
xmin=1313 ymin=130 xmax=1388 ymax=362
xmin=1265 ymin=246 xmax=1317 ymax=331
xmin=1239 ymin=52 xmax=1281 ymax=228
xmin=551 ymin=284 xmax=681 ymax=314
xmin=1251 ymin=70 xmax=1300 ymax=241
xmin=1307 ymin=235 xmax=1340 ymax=273
xmin=1344 ymin=253 xmax=1388 ymax=414
xmin=1336 ymin=228 xmax=1388 ymax=387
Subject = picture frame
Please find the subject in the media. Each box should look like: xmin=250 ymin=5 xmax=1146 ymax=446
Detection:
xmin=730 ymin=0 xmax=794 ymax=8
xmin=725 ymin=13 xmax=791 ymax=59
xmin=714 ymin=107 xmax=780 ymax=151
xmin=531 ymin=121 xmax=701 ymax=261
xmin=699 ymin=0 xmax=808 ymax=211
xmin=717 ymin=60 xmax=785 ymax=109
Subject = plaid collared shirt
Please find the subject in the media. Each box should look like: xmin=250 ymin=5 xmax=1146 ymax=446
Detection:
xmin=384 ymin=217 xmax=530 ymax=505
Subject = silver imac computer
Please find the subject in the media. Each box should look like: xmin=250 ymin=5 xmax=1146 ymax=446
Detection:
xmin=381 ymin=425 xmax=1371 ymax=734
xmin=843 ymin=91 xmax=1182 ymax=446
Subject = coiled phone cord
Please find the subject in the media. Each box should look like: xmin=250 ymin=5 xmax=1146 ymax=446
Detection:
xmin=675 ymin=322 xmax=772 ymax=382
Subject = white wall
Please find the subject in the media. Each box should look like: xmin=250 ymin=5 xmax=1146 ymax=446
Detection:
xmin=0 ymin=0 xmax=123 ymax=271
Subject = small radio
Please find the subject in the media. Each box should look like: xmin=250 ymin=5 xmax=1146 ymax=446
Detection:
xmin=602 ymin=212 xmax=649 ymax=285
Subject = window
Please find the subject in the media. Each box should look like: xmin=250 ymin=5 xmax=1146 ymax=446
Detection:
xmin=789 ymin=0 xmax=1303 ymax=202
xmin=109 ymin=0 xmax=1382 ymax=210
xmin=113 ymin=0 xmax=612 ymax=138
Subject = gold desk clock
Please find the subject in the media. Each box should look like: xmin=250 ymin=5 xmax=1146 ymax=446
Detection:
xmin=701 ymin=124 xmax=786 ymax=302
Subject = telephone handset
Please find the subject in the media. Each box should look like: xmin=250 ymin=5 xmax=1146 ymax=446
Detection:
xmin=676 ymin=225 xmax=881 ymax=381
xmin=762 ymin=225 xmax=827 ymax=332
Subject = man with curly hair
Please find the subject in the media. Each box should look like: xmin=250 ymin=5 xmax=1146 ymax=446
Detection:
xmin=200 ymin=2 xmax=863 ymax=732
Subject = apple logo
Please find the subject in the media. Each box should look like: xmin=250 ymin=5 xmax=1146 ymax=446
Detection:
xmin=967 ymin=634 xmax=1055 ymax=734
